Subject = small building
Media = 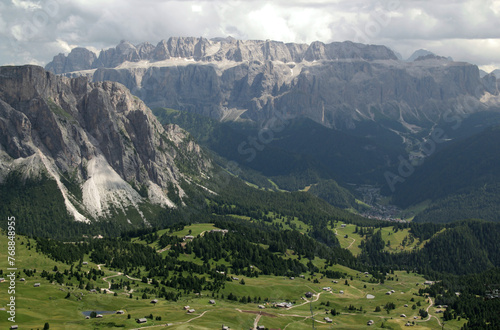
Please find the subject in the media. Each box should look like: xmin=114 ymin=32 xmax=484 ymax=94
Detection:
xmin=96 ymin=314 xmax=103 ymax=318
xmin=184 ymin=305 xmax=190 ymax=310
xmin=324 ymin=317 xmax=333 ymax=323
xmin=34 ymin=283 xmax=40 ymax=287
xmin=299 ymin=275 xmax=305 ymax=278
xmin=183 ymin=235 xmax=194 ymax=241
xmin=258 ymin=305 xmax=266 ymax=309
xmin=116 ymin=310 xmax=124 ymax=314
xmin=424 ymin=281 xmax=434 ymax=285
xmin=19 ymin=278 xmax=25 ymax=282
xmin=151 ymin=299 xmax=158 ymax=304
xmin=137 ymin=318 xmax=147 ymax=324
xmin=257 ymin=326 xmax=265 ymax=330
xmin=10 ymin=326 xmax=18 ymax=329
xmin=0 ymin=278 xmax=5 ymax=282
xmin=405 ymin=322 xmax=411 ymax=327
xmin=305 ymin=292 xmax=313 ymax=298
xmin=290 ymin=277 xmax=295 ymax=280
xmin=341 ymin=224 xmax=347 ymax=228
xmin=400 ymin=314 xmax=406 ymax=318
xmin=344 ymin=235 xmax=348 ymax=238
xmin=187 ymin=309 xmax=196 ymax=313
xmin=209 ymin=299 xmax=216 ymax=304
xmin=339 ymin=290 xmax=344 ymax=294
xmin=404 ymin=304 xmax=408 ymax=307
xmin=85 ymin=316 xmax=90 ymax=319
xmin=222 ymin=326 xmax=229 ymax=330
xmin=367 ymin=320 xmax=375 ymax=326
xmin=82 ymin=262 xmax=88 ymax=265
xmin=322 ymin=287 xmax=331 ymax=291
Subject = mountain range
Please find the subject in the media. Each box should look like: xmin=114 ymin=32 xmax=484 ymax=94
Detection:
xmin=46 ymin=38 xmax=500 ymax=136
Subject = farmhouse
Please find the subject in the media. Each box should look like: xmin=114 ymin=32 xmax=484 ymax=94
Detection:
xmin=188 ymin=309 xmax=196 ymax=313
xmin=10 ymin=326 xmax=18 ymax=329
xmin=324 ymin=317 xmax=333 ymax=323
xmin=150 ymin=299 xmax=158 ymax=304
xmin=341 ymin=224 xmax=347 ymax=228
xmin=400 ymin=314 xmax=406 ymax=317
xmin=305 ymin=292 xmax=313 ymax=298
xmin=82 ymin=262 xmax=88 ymax=265
xmin=367 ymin=320 xmax=375 ymax=326
xmin=116 ymin=310 xmax=124 ymax=314
xmin=34 ymin=283 xmax=40 ymax=287
xmin=222 ymin=326 xmax=229 ymax=330
xmin=183 ymin=235 xmax=194 ymax=241
xmin=339 ymin=290 xmax=344 ymax=294
xmin=137 ymin=318 xmax=147 ymax=324
xmin=0 ymin=278 xmax=4 ymax=282
xmin=184 ymin=306 xmax=190 ymax=310
xmin=259 ymin=305 xmax=266 ymax=309
xmin=322 ymin=287 xmax=331 ymax=291
xmin=19 ymin=278 xmax=25 ymax=281
xmin=257 ymin=326 xmax=265 ymax=330
xmin=96 ymin=314 xmax=103 ymax=318
xmin=209 ymin=299 xmax=216 ymax=304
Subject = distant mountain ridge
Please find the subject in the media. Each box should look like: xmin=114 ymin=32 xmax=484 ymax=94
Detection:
xmin=45 ymin=37 xmax=500 ymax=139
xmin=46 ymin=37 xmax=398 ymax=74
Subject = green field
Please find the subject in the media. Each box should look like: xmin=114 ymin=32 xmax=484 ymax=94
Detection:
xmin=0 ymin=229 xmax=466 ymax=329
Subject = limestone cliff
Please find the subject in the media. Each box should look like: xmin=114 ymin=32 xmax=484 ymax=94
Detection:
xmin=0 ymin=65 xmax=211 ymax=223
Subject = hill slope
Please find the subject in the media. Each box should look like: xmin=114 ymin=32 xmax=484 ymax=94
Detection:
xmin=391 ymin=125 xmax=500 ymax=223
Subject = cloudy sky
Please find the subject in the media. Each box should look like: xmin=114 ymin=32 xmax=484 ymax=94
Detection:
xmin=1 ymin=0 xmax=499 ymax=72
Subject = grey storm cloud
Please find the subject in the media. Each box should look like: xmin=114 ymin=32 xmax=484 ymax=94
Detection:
xmin=0 ymin=0 xmax=499 ymax=71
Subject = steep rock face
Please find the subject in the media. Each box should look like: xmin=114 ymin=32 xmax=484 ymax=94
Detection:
xmin=46 ymin=37 xmax=398 ymax=71
xmin=0 ymin=65 xmax=211 ymax=222
xmin=45 ymin=47 xmax=97 ymax=74
xmin=45 ymin=37 xmax=499 ymax=133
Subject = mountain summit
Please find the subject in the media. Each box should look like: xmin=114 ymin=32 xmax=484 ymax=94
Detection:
xmin=0 ymin=65 xmax=211 ymax=224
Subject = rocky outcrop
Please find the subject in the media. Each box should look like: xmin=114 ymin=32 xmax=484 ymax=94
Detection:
xmin=45 ymin=47 xmax=97 ymax=74
xmin=0 ymin=65 xmax=211 ymax=223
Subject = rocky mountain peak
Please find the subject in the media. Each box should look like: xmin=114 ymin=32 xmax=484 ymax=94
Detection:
xmin=0 ymin=65 xmax=211 ymax=224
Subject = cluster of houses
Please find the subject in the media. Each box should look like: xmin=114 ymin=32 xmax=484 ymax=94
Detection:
xmin=274 ymin=302 xmax=293 ymax=308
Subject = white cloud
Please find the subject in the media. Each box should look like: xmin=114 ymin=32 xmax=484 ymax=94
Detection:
xmin=0 ymin=0 xmax=498 ymax=70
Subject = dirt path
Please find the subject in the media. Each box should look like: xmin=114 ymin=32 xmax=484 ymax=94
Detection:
xmin=415 ymin=296 xmax=442 ymax=327
xmin=101 ymin=271 xmax=123 ymax=293
xmin=131 ymin=311 xmax=209 ymax=330
xmin=347 ymin=238 xmax=356 ymax=249
xmin=253 ymin=313 xmax=262 ymax=329
xmin=286 ymin=291 xmax=324 ymax=310
xmin=126 ymin=274 xmax=142 ymax=281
